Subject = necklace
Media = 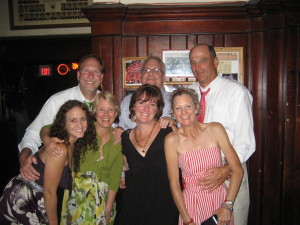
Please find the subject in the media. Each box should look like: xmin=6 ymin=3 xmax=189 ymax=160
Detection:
xmin=134 ymin=122 xmax=156 ymax=153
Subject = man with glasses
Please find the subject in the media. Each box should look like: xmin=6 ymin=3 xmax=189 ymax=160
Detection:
xmin=18 ymin=54 xmax=104 ymax=181
xmin=119 ymin=56 xmax=172 ymax=130
xmin=188 ymin=43 xmax=255 ymax=225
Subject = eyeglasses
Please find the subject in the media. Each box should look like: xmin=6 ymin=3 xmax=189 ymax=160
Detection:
xmin=190 ymin=58 xmax=213 ymax=65
xmin=141 ymin=68 xmax=162 ymax=74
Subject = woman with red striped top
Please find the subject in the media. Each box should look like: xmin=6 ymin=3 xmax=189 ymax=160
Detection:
xmin=164 ymin=88 xmax=243 ymax=225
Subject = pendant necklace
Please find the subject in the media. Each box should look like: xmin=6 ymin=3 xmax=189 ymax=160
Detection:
xmin=135 ymin=122 xmax=156 ymax=153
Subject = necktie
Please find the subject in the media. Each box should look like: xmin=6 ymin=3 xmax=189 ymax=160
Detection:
xmin=84 ymin=101 xmax=93 ymax=112
xmin=196 ymin=88 xmax=210 ymax=123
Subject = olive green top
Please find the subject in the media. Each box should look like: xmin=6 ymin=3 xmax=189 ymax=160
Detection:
xmin=79 ymin=127 xmax=123 ymax=192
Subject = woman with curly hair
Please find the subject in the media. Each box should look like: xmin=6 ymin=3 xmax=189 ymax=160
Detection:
xmin=0 ymin=100 xmax=94 ymax=225
xmin=60 ymin=92 xmax=123 ymax=225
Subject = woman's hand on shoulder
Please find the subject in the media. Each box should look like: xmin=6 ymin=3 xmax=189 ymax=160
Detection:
xmin=159 ymin=116 xmax=177 ymax=129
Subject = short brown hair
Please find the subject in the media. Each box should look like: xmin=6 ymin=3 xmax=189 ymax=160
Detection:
xmin=79 ymin=54 xmax=105 ymax=74
xmin=189 ymin=43 xmax=217 ymax=59
xmin=129 ymin=84 xmax=164 ymax=121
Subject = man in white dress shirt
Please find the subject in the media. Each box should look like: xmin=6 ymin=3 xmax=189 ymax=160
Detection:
xmin=119 ymin=56 xmax=171 ymax=130
xmin=18 ymin=54 xmax=104 ymax=181
xmin=188 ymin=43 xmax=255 ymax=225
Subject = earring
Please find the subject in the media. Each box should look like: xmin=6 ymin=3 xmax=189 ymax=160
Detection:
xmin=131 ymin=114 xmax=136 ymax=122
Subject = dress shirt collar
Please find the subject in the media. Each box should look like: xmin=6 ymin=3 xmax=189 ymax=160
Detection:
xmin=75 ymin=84 xmax=100 ymax=102
xmin=198 ymin=74 xmax=221 ymax=94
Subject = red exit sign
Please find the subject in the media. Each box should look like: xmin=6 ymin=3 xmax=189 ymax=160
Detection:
xmin=39 ymin=65 xmax=52 ymax=76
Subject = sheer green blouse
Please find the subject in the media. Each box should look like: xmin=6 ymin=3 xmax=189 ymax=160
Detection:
xmin=78 ymin=127 xmax=123 ymax=192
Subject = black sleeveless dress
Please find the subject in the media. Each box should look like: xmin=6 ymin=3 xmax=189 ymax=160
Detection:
xmin=114 ymin=127 xmax=179 ymax=225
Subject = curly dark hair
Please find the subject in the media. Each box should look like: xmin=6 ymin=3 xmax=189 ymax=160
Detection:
xmin=49 ymin=100 xmax=97 ymax=174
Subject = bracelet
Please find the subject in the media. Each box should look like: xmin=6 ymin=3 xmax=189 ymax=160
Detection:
xmin=221 ymin=202 xmax=233 ymax=212
xmin=121 ymin=171 xmax=125 ymax=178
xmin=183 ymin=218 xmax=193 ymax=225
xmin=224 ymin=199 xmax=234 ymax=206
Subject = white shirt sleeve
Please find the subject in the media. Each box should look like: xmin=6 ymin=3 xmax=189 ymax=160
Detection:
xmin=18 ymin=96 xmax=59 ymax=154
xmin=229 ymin=88 xmax=256 ymax=163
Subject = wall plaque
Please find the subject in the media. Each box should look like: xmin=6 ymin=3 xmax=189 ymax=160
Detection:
xmin=9 ymin=0 xmax=92 ymax=29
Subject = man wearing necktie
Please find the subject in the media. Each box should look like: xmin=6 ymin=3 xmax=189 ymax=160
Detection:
xmin=19 ymin=54 xmax=104 ymax=181
xmin=188 ymin=43 xmax=255 ymax=225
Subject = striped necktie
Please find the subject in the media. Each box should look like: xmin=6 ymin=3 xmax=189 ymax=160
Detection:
xmin=196 ymin=88 xmax=210 ymax=123
xmin=84 ymin=101 xmax=93 ymax=112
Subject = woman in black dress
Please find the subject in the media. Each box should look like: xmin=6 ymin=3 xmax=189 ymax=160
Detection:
xmin=114 ymin=84 xmax=179 ymax=225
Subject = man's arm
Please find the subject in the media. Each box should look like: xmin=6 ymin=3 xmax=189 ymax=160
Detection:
xmin=231 ymin=89 xmax=256 ymax=163
xmin=18 ymin=97 xmax=58 ymax=154
xmin=19 ymin=96 xmax=61 ymax=180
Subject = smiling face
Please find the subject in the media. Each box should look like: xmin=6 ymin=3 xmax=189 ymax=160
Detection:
xmin=95 ymin=97 xmax=118 ymax=129
xmin=141 ymin=59 xmax=165 ymax=88
xmin=77 ymin=57 xmax=104 ymax=98
xmin=172 ymin=94 xmax=199 ymax=127
xmin=65 ymin=106 xmax=88 ymax=143
xmin=133 ymin=93 xmax=158 ymax=124
xmin=189 ymin=45 xmax=219 ymax=88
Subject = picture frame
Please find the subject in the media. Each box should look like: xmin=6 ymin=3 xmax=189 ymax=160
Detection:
xmin=162 ymin=50 xmax=196 ymax=85
xmin=122 ymin=57 xmax=147 ymax=89
xmin=215 ymin=47 xmax=244 ymax=84
xmin=9 ymin=0 xmax=92 ymax=30
xmin=162 ymin=47 xmax=244 ymax=86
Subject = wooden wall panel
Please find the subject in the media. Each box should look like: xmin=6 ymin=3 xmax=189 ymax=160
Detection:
xmin=263 ymin=28 xmax=285 ymax=225
xmin=283 ymin=26 xmax=300 ymax=225
xmin=137 ymin=36 xmax=147 ymax=57
xmin=196 ymin=34 xmax=214 ymax=47
xmin=294 ymin=27 xmax=300 ymax=225
xmin=113 ymin=36 xmax=123 ymax=101
xmin=148 ymin=36 xmax=170 ymax=58
xmin=224 ymin=33 xmax=249 ymax=86
xmin=248 ymin=30 xmax=264 ymax=225
xmin=122 ymin=37 xmax=137 ymax=57
xmin=170 ymin=35 xmax=187 ymax=49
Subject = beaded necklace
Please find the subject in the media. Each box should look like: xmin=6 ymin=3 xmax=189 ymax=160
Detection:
xmin=134 ymin=122 xmax=156 ymax=153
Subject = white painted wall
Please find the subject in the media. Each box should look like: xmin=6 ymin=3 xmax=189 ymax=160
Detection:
xmin=0 ymin=0 xmax=91 ymax=38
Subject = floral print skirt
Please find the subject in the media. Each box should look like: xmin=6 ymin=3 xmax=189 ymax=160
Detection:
xmin=0 ymin=176 xmax=48 ymax=225
xmin=60 ymin=171 xmax=116 ymax=225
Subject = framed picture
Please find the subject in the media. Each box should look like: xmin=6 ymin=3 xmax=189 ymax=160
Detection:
xmin=9 ymin=0 xmax=92 ymax=29
xmin=162 ymin=50 xmax=196 ymax=85
xmin=215 ymin=47 xmax=244 ymax=84
xmin=122 ymin=57 xmax=147 ymax=89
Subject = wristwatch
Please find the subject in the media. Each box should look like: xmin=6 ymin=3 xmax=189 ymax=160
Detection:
xmin=224 ymin=200 xmax=234 ymax=206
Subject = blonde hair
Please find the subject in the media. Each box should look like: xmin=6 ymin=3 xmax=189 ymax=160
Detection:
xmin=92 ymin=91 xmax=120 ymax=116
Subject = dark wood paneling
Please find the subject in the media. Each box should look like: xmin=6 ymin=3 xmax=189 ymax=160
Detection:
xmin=122 ymin=37 xmax=137 ymax=57
xmin=282 ymin=26 xmax=299 ymax=225
xmin=123 ymin=20 xmax=251 ymax=35
xmin=148 ymin=36 xmax=170 ymax=58
xmin=295 ymin=27 xmax=300 ymax=225
xmin=137 ymin=36 xmax=147 ymax=57
xmin=263 ymin=27 xmax=285 ymax=225
xmin=170 ymin=35 xmax=187 ymax=50
xmin=248 ymin=30 xmax=264 ymax=225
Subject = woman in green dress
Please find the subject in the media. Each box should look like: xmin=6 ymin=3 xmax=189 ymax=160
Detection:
xmin=61 ymin=92 xmax=123 ymax=225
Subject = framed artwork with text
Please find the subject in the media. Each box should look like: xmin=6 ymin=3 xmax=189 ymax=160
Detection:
xmin=9 ymin=0 xmax=92 ymax=29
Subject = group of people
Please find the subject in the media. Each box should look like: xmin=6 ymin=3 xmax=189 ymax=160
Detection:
xmin=0 ymin=43 xmax=255 ymax=225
